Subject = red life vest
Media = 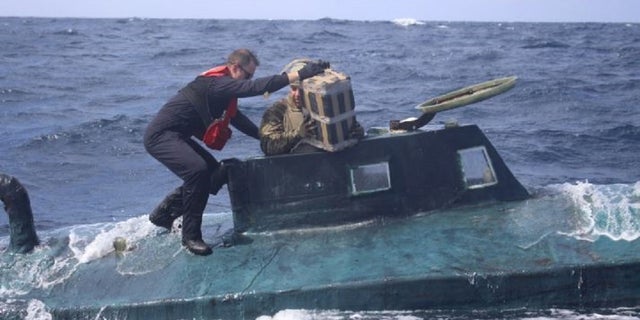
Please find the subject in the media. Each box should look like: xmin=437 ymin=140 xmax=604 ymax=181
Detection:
xmin=199 ymin=66 xmax=238 ymax=150
xmin=200 ymin=66 xmax=238 ymax=119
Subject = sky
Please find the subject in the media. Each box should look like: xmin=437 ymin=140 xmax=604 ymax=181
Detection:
xmin=1 ymin=0 xmax=639 ymax=23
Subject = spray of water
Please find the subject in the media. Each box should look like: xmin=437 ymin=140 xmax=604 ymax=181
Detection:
xmin=554 ymin=181 xmax=640 ymax=241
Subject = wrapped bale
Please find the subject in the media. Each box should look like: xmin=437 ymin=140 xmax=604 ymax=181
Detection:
xmin=301 ymin=69 xmax=358 ymax=152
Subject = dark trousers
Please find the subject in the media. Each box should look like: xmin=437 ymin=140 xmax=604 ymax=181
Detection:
xmin=144 ymin=129 xmax=219 ymax=241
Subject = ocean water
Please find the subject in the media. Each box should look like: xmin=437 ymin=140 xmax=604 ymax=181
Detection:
xmin=0 ymin=17 xmax=639 ymax=319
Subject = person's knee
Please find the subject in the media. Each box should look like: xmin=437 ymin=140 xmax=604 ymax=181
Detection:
xmin=187 ymin=160 xmax=213 ymax=188
xmin=143 ymin=128 xmax=156 ymax=153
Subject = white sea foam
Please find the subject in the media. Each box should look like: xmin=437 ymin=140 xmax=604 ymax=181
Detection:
xmin=553 ymin=180 xmax=640 ymax=241
xmin=69 ymin=215 xmax=156 ymax=264
xmin=257 ymin=309 xmax=423 ymax=320
xmin=521 ymin=307 xmax=640 ymax=320
xmin=25 ymin=299 xmax=52 ymax=320
xmin=0 ymin=215 xmax=159 ymax=299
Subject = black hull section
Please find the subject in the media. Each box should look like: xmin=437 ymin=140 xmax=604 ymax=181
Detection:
xmin=0 ymin=174 xmax=39 ymax=253
xmin=227 ymin=125 xmax=529 ymax=233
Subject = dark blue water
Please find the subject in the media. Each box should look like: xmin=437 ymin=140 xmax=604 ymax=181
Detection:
xmin=1 ymin=17 xmax=639 ymax=319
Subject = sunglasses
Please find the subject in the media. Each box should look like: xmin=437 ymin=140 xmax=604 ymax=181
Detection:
xmin=236 ymin=64 xmax=254 ymax=80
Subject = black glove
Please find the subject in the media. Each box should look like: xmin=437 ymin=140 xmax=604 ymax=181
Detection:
xmin=297 ymin=60 xmax=330 ymax=81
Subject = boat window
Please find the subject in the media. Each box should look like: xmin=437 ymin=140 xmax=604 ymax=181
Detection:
xmin=458 ymin=146 xmax=498 ymax=189
xmin=349 ymin=162 xmax=391 ymax=195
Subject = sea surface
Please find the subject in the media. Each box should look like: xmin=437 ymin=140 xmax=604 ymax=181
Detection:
xmin=1 ymin=17 xmax=639 ymax=319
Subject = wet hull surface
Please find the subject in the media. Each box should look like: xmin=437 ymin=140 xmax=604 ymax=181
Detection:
xmin=41 ymin=196 xmax=640 ymax=319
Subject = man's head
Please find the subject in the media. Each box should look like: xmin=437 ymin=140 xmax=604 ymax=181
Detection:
xmin=287 ymin=84 xmax=304 ymax=110
xmin=281 ymin=59 xmax=312 ymax=109
xmin=227 ymin=49 xmax=259 ymax=80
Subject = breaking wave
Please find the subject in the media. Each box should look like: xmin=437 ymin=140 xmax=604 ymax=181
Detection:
xmin=552 ymin=181 xmax=640 ymax=241
xmin=391 ymin=18 xmax=425 ymax=27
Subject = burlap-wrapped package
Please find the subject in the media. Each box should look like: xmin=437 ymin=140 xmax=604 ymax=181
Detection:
xmin=301 ymin=69 xmax=358 ymax=152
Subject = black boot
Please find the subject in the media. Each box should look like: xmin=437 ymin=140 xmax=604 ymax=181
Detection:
xmin=182 ymin=239 xmax=212 ymax=256
xmin=149 ymin=187 xmax=183 ymax=230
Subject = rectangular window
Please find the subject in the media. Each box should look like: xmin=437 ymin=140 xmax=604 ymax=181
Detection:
xmin=458 ymin=146 xmax=498 ymax=189
xmin=349 ymin=162 xmax=391 ymax=195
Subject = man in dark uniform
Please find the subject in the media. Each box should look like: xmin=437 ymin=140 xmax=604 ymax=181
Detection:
xmin=144 ymin=49 xmax=329 ymax=255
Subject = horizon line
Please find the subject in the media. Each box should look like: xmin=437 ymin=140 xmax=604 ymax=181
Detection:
xmin=1 ymin=15 xmax=637 ymax=25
